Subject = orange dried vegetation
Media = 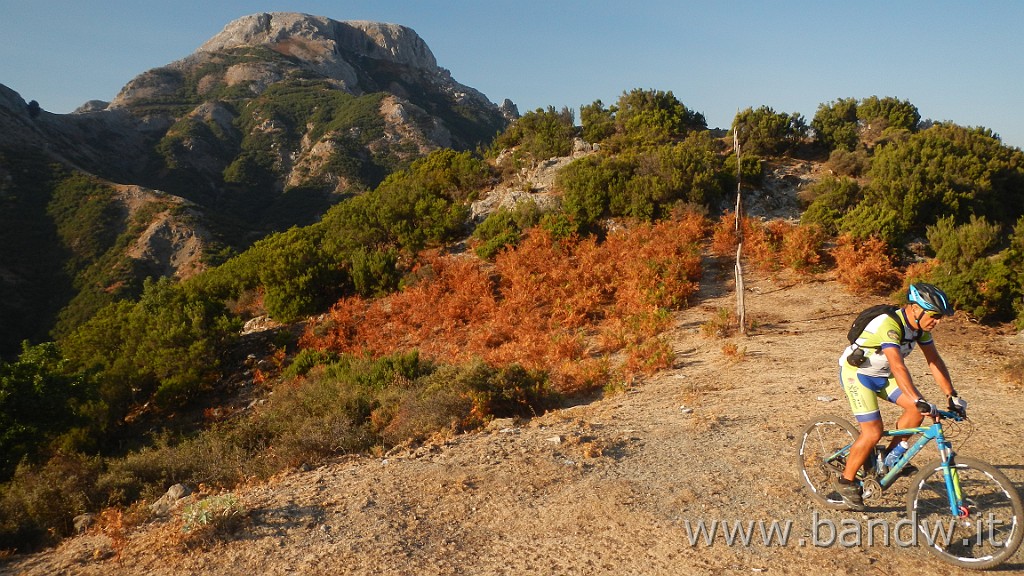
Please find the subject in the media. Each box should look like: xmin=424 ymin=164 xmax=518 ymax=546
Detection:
xmin=301 ymin=215 xmax=706 ymax=393
xmin=714 ymin=213 xmax=829 ymax=275
xmin=831 ymin=234 xmax=903 ymax=295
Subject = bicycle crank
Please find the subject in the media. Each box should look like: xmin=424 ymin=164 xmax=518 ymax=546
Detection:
xmin=861 ymin=478 xmax=883 ymax=504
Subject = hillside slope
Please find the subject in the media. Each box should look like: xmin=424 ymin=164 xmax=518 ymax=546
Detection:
xmin=0 ymin=12 xmax=510 ymax=356
xmin=7 ymin=268 xmax=1023 ymax=575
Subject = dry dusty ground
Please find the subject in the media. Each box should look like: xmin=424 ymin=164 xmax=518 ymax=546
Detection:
xmin=5 ymin=264 xmax=1024 ymax=575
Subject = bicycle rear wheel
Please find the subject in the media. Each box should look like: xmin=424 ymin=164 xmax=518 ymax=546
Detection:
xmin=906 ymin=456 xmax=1024 ymax=570
xmin=796 ymin=416 xmax=858 ymax=509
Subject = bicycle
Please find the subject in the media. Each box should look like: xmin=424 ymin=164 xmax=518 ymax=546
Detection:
xmin=796 ymin=407 xmax=1023 ymax=569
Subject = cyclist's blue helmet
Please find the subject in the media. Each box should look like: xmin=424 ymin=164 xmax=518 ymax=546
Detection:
xmin=908 ymin=283 xmax=954 ymax=316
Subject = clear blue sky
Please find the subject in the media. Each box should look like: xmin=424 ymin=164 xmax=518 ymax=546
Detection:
xmin=2 ymin=1 xmax=1022 ymax=148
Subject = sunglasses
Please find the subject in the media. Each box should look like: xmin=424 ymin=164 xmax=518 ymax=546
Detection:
xmin=924 ymin=311 xmax=944 ymax=319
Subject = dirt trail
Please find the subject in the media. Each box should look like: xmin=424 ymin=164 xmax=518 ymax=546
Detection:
xmin=7 ymin=267 xmax=1024 ymax=575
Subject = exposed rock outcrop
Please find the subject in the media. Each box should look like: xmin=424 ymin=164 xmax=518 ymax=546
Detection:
xmin=198 ymin=13 xmax=439 ymax=73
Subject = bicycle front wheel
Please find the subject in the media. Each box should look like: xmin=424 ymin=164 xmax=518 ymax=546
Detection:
xmin=796 ymin=415 xmax=859 ymax=509
xmin=906 ymin=456 xmax=1024 ymax=570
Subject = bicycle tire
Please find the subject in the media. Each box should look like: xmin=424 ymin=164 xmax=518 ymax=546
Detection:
xmin=906 ymin=456 xmax=1024 ymax=570
xmin=796 ymin=415 xmax=859 ymax=509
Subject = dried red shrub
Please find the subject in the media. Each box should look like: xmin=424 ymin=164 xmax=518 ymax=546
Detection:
xmin=831 ymin=234 xmax=903 ymax=295
xmin=301 ymin=216 xmax=706 ymax=393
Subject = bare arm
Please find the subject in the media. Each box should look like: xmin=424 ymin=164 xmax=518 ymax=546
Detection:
xmin=919 ymin=341 xmax=955 ymax=397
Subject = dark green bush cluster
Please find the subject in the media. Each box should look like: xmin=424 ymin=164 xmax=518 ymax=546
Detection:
xmin=811 ymin=96 xmax=920 ymax=152
xmin=864 ymin=123 xmax=1024 ymax=236
xmin=803 ymin=123 xmax=1024 ymax=247
xmin=912 ymin=215 xmax=1024 ymax=323
xmin=321 ymin=148 xmax=488 ymax=255
xmin=799 ymin=176 xmax=861 ymax=234
xmin=196 ymin=225 xmax=345 ymax=321
xmin=59 ymin=277 xmax=240 ymax=424
xmin=731 ymin=106 xmax=808 ymax=156
xmin=557 ymin=131 xmax=725 ymax=228
xmin=0 ymin=452 xmax=103 ymax=550
xmin=825 ymin=148 xmax=871 ymax=177
xmin=580 ymin=89 xmax=706 ymax=149
xmin=493 ymin=106 xmax=576 ymax=161
xmin=0 ymin=343 xmax=92 ymax=479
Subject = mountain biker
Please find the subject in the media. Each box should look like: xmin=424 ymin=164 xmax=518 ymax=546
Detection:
xmin=833 ymin=283 xmax=965 ymax=511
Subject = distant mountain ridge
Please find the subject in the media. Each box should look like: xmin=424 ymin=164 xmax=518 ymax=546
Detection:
xmin=0 ymin=12 xmax=512 ymax=357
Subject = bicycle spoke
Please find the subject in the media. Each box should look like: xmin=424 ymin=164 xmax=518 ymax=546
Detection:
xmin=796 ymin=417 xmax=857 ymax=509
xmin=907 ymin=457 xmax=1024 ymax=569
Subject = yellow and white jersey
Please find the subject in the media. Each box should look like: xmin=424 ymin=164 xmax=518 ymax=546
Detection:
xmin=838 ymin=309 xmax=932 ymax=378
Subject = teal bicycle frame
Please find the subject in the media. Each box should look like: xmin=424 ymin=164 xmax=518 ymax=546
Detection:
xmin=838 ymin=409 xmax=966 ymax=516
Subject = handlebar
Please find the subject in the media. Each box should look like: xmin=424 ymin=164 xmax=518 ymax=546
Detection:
xmin=934 ymin=408 xmax=967 ymax=422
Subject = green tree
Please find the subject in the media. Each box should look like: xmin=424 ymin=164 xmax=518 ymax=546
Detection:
xmin=0 ymin=343 xmax=90 ymax=479
xmin=494 ymin=107 xmax=576 ymax=160
xmin=918 ymin=216 xmax=1019 ymax=322
xmin=320 ymin=149 xmax=486 ymax=257
xmin=857 ymin=96 xmax=920 ymax=133
xmin=580 ymin=100 xmax=616 ymax=144
xmin=732 ymin=106 xmax=808 ymax=156
xmin=612 ymin=89 xmax=706 ymax=147
xmin=927 ymin=215 xmax=1001 ymax=273
xmin=61 ymin=278 xmax=239 ymax=416
xmin=254 ymin=228 xmax=345 ymax=321
xmin=838 ymin=203 xmax=903 ymax=246
xmin=558 ymin=132 xmax=724 ymax=225
xmin=472 ymin=201 xmax=541 ymax=260
xmin=811 ymin=98 xmax=859 ymax=151
xmin=350 ymin=247 xmax=401 ymax=297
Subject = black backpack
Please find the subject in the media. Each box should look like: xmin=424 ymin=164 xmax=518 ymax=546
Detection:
xmin=846 ymin=304 xmax=906 ymax=348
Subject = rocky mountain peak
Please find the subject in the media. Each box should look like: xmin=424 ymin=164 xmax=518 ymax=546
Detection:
xmin=198 ymin=12 xmax=439 ymax=73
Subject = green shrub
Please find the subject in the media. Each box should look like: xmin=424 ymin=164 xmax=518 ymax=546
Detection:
xmin=826 ymin=148 xmax=871 ymax=177
xmin=916 ymin=215 xmax=1021 ymax=322
xmin=0 ymin=342 xmax=92 ymax=480
xmin=282 ymin=349 xmax=340 ymax=379
xmin=612 ymin=88 xmax=707 ymax=147
xmin=580 ymin=99 xmax=616 ymax=144
xmin=857 ymin=96 xmax=920 ymax=133
xmin=811 ymin=98 xmax=859 ymax=151
xmin=0 ymin=452 xmax=103 ymax=551
xmin=863 ymin=123 xmax=1024 ymax=238
xmin=474 ymin=210 xmax=521 ymax=259
xmin=350 ymin=247 xmax=402 ymax=297
xmin=800 ymin=176 xmax=860 ymax=234
xmin=557 ymin=133 xmax=725 ymax=226
xmin=61 ymin=277 xmax=240 ymax=417
xmin=181 ymin=493 xmax=243 ymax=535
xmin=722 ymin=153 xmax=764 ymax=188
xmin=927 ymin=215 xmax=1002 ymax=272
xmin=731 ymin=106 xmax=808 ymax=156
xmin=494 ymin=106 xmax=576 ymax=160
xmin=837 ymin=202 xmax=903 ymax=247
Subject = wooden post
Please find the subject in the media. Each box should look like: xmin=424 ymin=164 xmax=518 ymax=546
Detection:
xmin=733 ymin=124 xmax=746 ymax=335
xmin=735 ymin=243 xmax=745 ymax=334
